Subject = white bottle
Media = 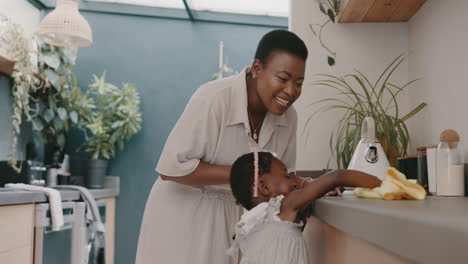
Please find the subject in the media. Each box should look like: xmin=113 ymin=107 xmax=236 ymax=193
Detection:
xmin=436 ymin=129 xmax=465 ymax=196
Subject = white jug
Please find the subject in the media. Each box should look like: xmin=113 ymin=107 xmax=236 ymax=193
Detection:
xmin=347 ymin=117 xmax=390 ymax=180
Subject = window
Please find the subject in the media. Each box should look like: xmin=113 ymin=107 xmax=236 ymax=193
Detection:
xmin=92 ymin=0 xmax=288 ymax=17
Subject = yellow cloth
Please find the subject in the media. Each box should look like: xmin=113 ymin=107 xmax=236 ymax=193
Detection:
xmin=354 ymin=167 xmax=426 ymax=200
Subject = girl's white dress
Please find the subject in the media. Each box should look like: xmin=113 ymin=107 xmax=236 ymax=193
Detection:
xmin=227 ymin=195 xmax=309 ymax=264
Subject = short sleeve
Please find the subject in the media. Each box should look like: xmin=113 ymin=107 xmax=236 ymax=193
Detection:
xmin=156 ymin=94 xmax=220 ymax=177
xmin=283 ymin=109 xmax=297 ymax=174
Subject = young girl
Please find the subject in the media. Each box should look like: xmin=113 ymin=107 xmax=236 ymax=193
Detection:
xmin=228 ymin=152 xmax=382 ymax=263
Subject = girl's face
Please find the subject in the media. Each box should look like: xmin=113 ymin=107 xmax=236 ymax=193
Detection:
xmin=252 ymin=50 xmax=305 ymax=116
xmin=262 ymin=158 xmax=297 ymax=196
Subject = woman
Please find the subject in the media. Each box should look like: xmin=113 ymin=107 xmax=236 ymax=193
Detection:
xmin=136 ymin=30 xmax=308 ymax=264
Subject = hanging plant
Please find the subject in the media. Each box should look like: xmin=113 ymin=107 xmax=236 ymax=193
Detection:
xmin=310 ymin=0 xmax=341 ymax=66
xmin=0 ymin=16 xmax=42 ymax=172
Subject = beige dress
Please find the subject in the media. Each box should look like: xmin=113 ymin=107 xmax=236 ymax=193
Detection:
xmin=135 ymin=67 xmax=298 ymax=264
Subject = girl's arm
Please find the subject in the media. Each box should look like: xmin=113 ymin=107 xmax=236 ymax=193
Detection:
xmin=160 ymin=161 xmax=231 ymax=187
xmin=279 ymin=169 xmax=381 ymax=221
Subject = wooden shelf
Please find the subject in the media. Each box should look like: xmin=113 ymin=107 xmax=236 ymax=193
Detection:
xmin=0 ymin=56 xmax=15 ymax=76
xmin=0 ymin=56 xmax=48 ymax=86
xmin=338 ymin=0 xmax=427 ymax=23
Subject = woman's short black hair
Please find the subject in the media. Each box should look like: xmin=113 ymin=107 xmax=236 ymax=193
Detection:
xmin=254 ymin=29 xmax=308 ymax=64
xmin=230 ymin=152 xmax=274 ymax=210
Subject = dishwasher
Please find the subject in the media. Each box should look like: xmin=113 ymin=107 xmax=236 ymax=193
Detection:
xmin=34 ymin=200 xmax=107 ymax=264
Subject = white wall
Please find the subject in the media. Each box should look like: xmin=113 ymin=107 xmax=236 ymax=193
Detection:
xmin=0 ymin=0 xmax=41 ymax=160
xmin=290 ymin=0 xmax=411 ymax=170
xmin=0 ymin=0 xmax=41 ymax=33
xmin=408 ymin=0 xmax=468 ymax=159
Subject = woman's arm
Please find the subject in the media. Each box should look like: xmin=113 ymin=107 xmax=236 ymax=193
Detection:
xmin=160 ymin=161 xmax=231 ymax=187
xmin=280 ymin=169 xmax=381 ymax=220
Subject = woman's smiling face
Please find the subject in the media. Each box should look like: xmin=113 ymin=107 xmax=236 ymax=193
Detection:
xmin=252 ymin=50 xmax=306 ymax=115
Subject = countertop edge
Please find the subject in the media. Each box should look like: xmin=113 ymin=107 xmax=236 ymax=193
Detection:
xmin=313 ymin=195 xmax=468 ymax=264
xmin=0 ymin=176 xmax=120 ymax=205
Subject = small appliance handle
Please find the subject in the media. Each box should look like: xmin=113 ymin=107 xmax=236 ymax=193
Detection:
xmin=361 ymin=117 xmax=376 ymax=143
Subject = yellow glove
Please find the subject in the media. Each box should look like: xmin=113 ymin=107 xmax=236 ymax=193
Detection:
xmin=354 ymin=167 xmax=426 ymax=200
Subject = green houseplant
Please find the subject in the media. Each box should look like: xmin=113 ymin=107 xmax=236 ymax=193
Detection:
xmin=306 ymin=54 xmax=427 ymax=169
xmin=29 ymin=43 xmax=95 ymax=167
xmin=82 ymin=72 xmax=142 ymax=188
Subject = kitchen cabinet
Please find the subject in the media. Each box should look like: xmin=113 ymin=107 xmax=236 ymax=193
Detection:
xmin=0 ymin=204 xmax=35 ymax=264
xmin=304 ymin=216 xmax=410 ymax=263
xmin=338 ymin=0 xmax=427 ymax=23
xmin=0 ymin=198 xmax=117 ymax=264
xmin=0 ymin=178 xmax=119 ymax=264
xmin=0 ymin=198 xmax=116 ymax=264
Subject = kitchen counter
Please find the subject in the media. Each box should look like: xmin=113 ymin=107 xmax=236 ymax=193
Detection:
xmin=312 ymin=192 xmax=468 ymax=264
xmin=0 ymin=176 xmax=119 ymax=205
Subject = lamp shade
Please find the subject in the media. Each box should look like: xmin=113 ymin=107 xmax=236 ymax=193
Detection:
xmin=37 ymin=0 xmax=93 ymax=47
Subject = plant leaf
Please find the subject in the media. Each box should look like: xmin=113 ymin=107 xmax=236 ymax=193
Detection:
xmin=319 ymin=3 xmax=327 ymax=14
xmin=44 ymin=108 xmax=55 ymax=123
xmin=327 ymin=9 xmax=335 ymax=23
xmin=61 ymin=47 xmax=78 ymax=65
xmin=53 ymin=116 xmax=64 ymax=130
xmin=333 ymin=0 xmax=340 ymax=13
xmin=70 ymin=111 xmax=78 ymax=124
xmin=45 ymin=69 xmax=60 ymax=89
xmin=57 ymin=107 xmax=67 ymax=120
xmin=43 ymin=53 xmax=60 ymax=70
xmin=401 ymin=102 xmax=427 ymax=121
xmin=376 ymin=54 xmax=406 ymax=101
xmin=32 ymin=118 xmax=44 ymax=131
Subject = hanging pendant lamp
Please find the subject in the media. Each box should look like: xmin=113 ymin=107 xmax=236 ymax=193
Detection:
xmin=37 ymin=0 xmax=93 ymax=48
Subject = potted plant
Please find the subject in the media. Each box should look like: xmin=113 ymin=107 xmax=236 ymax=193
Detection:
xmin=305 ymin=54 xmax=427 ymax=168
xmin=29 ymin=43 xmax=95 ymax=168
xmin=82 ymin=72 xmax=142 ymax=188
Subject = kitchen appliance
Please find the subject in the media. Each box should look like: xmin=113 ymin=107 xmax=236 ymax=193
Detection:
xmin=347 ymin=117 xmax=390 ymax=180
xmin=34 ymin=200 xmax=107 ymax=264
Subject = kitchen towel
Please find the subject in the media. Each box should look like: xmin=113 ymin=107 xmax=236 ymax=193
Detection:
xmin=5 ymin=183 xmax=64 ymax=230
xmin=354 ymin=167 xmax=427 ymax=200
xmin=54 ymin=185 xmax=105 ymax=233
